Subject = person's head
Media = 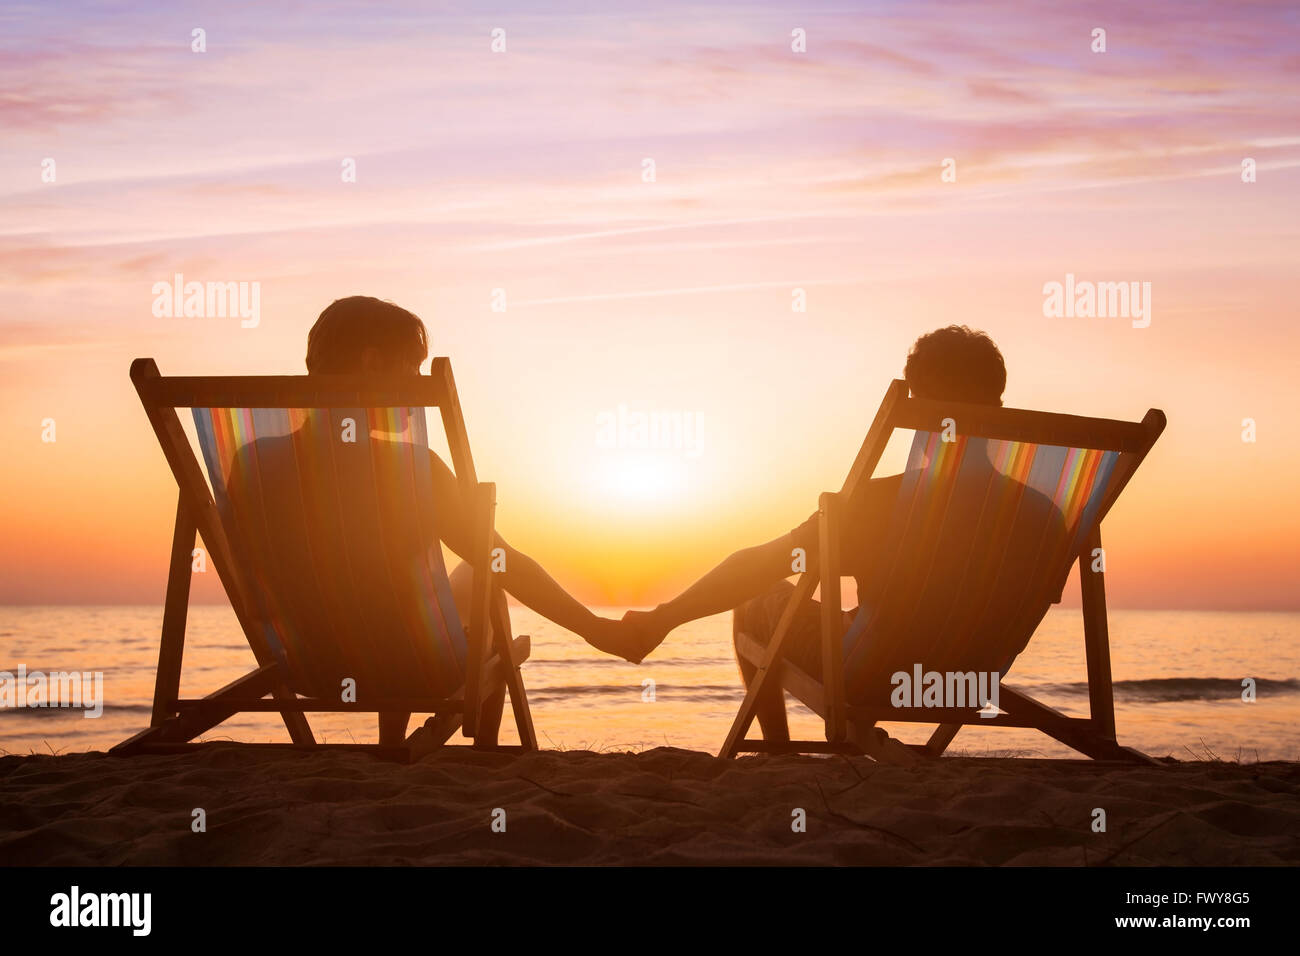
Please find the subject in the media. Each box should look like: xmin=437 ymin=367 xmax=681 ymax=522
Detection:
xmin=903 ymin=325 xmax=1006 ymax=405
xmin=305 ymin=296 xmax=428 ymax=374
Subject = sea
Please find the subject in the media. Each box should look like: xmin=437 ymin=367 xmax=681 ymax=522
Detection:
xmin=1 ymin=606 xmax=1297 ymax=761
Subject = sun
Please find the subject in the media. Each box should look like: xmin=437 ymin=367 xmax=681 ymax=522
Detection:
xmin=594 ymin=453 xmax=686 ymax=502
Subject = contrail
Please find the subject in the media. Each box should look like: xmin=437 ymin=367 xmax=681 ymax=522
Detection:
xmin=473 ymin=213 xmax=836 ymax=251
xmin=508 ymin=277 xmax=864 ymax=307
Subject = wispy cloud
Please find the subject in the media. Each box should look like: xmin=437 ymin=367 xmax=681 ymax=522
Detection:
xmin=509 ymin=276 xmax=864 ymax=307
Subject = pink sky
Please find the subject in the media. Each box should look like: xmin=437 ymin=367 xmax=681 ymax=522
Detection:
xmin=1 ymin=0 xmax=1298 ymax=609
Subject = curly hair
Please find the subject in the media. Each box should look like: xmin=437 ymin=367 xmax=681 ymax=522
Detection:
xmin=903 ymin=325 xmax=1006 ymax=405
xmin=306 ymin=296 xmax=428 ymax=374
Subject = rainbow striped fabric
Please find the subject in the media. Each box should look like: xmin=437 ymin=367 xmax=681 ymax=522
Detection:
xmin=193 ymin=405 xmax=467 ymax=700
xmin=841 ymin=430 xmax=1119 ymax=701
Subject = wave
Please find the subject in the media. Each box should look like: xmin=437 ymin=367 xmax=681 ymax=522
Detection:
xmin=2 ymin=680 xmax=1290 ymax=714
xmin=0 ymin=703 xmax=151 ymax=719
xmin=1033 ymin=677 xmax=1298 ymax=702
xmin=526 ymin=657 xmax=739 ymax=668
xmin=527 ymin=683 xmax=743 ymax=704
xmin=529 ymin=677 xmax=1300 ymax=706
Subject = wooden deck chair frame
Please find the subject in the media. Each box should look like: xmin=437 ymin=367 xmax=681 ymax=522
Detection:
xmin=112 ymin=357 xmax=538 ymax=761
xmin=721 ymin=380 xmax=1166 ymax=765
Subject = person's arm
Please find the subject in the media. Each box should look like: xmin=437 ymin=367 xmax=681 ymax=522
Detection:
xmin=658 ymin=477 xmax=898 ymax=632
xmin=618 ymin=524 xmax=810 ymax=655
xmin=653 ymin=532 xmax=801 ymax=631
xmin=620 ymin=477 xmax=895 ymax=656
xmin=489 ymin=540 xmax=597 ymax=637
xmin=426 ymin=452 xmax=641 ymax=660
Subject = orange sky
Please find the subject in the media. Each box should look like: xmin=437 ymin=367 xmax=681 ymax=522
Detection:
xmin=1 ymin=1 xmax=1298 ymax=610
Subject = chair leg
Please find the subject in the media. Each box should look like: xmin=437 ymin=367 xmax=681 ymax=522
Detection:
xmin=926 ymin=722 xmax=961 ymax=757
xmin=492 ymin=597 xmax=537 ymax=750
xmin=735 ymin=622 xmax=789 ymax=743
xmin=507 ymin=680 xmax=537 ymax=751
xmin=378 ymin=711 xmax=411 ymax=746
xmin=152 ymin=494 xmax=196 ymax=726
xmin=1001 ymin=686 xmax=1158 ymax=764
xmin=720 ymin=575 xmax=817 ymax=758
xmin=474 ymin=684 xmax=506 ymax=748
xmin=1080 ymin=526 xmax=1117 ymax=740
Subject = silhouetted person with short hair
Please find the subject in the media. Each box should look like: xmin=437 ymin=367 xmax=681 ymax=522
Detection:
xmin=223 ymin=296 xmax=637 ymax=745
xmin=620 ymin=326 xmax=1064 ymax=756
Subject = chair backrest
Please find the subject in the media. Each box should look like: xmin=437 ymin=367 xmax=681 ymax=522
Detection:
xmin=131 ymin=359 xmax=481 ymax=701
xmin=193 ymin=404 xmax=466 ymax=698
xmin=835 ymin=382 xmax=1164 ymax=702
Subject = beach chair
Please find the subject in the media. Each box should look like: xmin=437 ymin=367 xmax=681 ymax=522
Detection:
xmin=112 ymin=358 xmax=537 ymax=760
xmin=721 ymin=380 xmax=1165 ymax=763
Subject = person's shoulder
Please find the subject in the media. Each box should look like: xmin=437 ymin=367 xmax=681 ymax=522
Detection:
xmin=250 ymin=432 xmax=295 ymax=452
xmin=871 ymin=473 xmax=904 ymax=493
xmin=229 ymin=433 xmax=296 ymax=474
xmin=1007 ymin=475 xmax=1066 ymax=531
xmin=1017 ymin=478 xmax=1057 ymax=512
xmin=849 ymin=472 xmax=903 ymax=509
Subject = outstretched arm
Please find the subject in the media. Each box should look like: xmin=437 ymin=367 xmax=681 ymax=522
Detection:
xmin=625 ymin=477 xmax=898 ymax=654
xmin=488 ymin=539 xmax=595 ymax=638
xmin=494 ymin=540 xmax=648 ymax=662
xmin=428 ymin=452 xmax=643 ymax=661
xmin=624 ymin=531 xmax=801 ymax=649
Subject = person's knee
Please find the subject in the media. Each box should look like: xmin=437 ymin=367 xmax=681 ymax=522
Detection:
xmin=736 ymin=582 xmax=792 ymax=642
xmin=448 ymin=559 xmax=473 ymax=589
xmin=448 ymin=561 xmax=473 ymax=621
xmin=731 ymin=603 xmax=749 ymax=637
xmin=732 ymin=594 xmax=763 ymax=643
xmin=448 ymin=560 xmax=498 ymax=645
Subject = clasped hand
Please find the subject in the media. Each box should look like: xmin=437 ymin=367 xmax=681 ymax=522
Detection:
xmin=579 ymin=609 xmax=669 ymax=664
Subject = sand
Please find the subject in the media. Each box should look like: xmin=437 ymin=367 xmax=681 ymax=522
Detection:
xmin=1 ymin=747 xmax=1297 ymax=865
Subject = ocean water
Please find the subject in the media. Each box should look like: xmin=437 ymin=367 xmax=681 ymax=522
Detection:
xmin=1 ymin=605 xmax=1297 ymax=761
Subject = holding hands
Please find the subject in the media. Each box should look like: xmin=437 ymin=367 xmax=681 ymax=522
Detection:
xmin=579 ymin=607 xmax=671 ymax=664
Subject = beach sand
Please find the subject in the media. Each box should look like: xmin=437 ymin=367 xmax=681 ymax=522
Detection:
xmin=1 ymin=747 xmax=1297 ymax=866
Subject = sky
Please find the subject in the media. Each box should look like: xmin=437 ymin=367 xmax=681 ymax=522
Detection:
xmin=1 ymin=0 xmax=1298 ymax=609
